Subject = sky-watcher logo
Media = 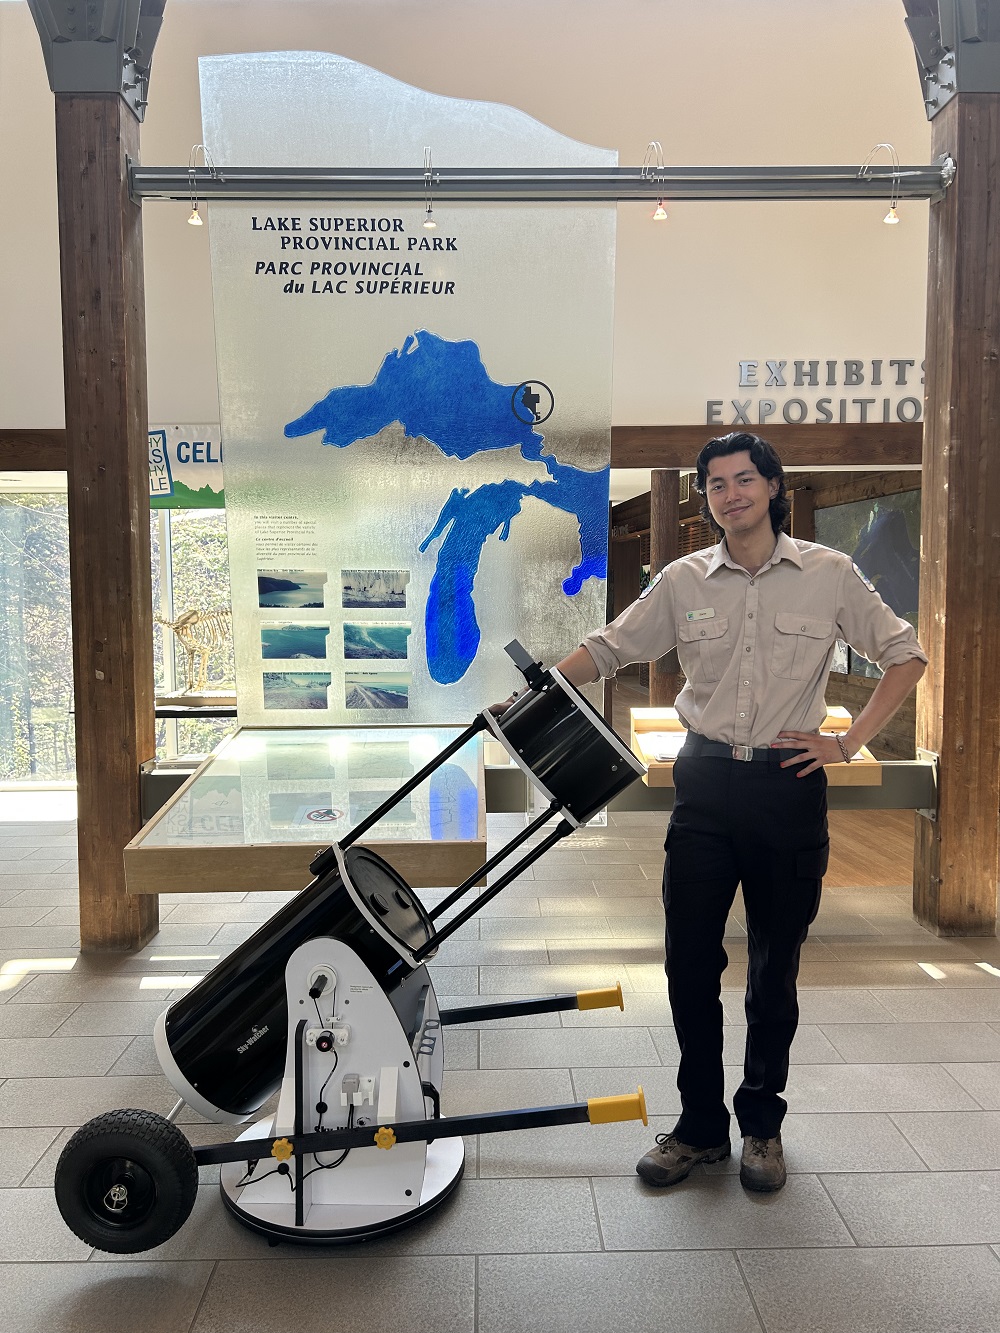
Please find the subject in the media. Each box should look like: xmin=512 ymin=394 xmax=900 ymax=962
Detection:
xmin=237 ymin=1025 xmax=269 ymax=1055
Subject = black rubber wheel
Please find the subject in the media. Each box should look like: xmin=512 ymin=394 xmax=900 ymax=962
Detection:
xmin=54 ymin=1108 xmax=199 ymax=1253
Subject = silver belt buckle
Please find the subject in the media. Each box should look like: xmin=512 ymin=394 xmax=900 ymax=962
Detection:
xmin=732 ymin=744 xmax=754 ymax=762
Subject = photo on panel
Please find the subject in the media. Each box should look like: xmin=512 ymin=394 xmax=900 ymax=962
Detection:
xmin=344 ymin=671 xmax=410 ymax=710
xmin=261 ymin=621 xmax=330 ymax=659
xmin=343 ymin=621 xmax=411 ymax=660
xmin=257 ymin=570 xmax=327 ymax=609
xmin=341 ymin=569 xmax=409 ymax=609
xmin=262 ymin=672 xmax=332 ymax=710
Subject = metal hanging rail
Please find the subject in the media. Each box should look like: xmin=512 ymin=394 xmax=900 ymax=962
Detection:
xmin=130 ymin=159 xmax=954 ymax=205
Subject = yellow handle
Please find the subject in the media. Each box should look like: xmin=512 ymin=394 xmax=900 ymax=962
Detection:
xmin=587 ymin=1085 xmax=648 ymax=1127
xmin=576 ymin=982 xmax=625 ymax=1012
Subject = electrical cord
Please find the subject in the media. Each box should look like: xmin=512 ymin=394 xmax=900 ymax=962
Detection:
xmin=301 ymin=1104 xmax=355 ymax=1180
xmin=314 ymin=1049 xmax=340 ymax=1131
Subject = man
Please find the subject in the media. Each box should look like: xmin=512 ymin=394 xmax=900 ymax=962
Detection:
xmin=551 ymin=431 xmax=926 ymax=1192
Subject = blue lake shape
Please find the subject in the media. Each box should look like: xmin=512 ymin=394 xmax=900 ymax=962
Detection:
xmin=285 ymin=330 xmax=608 ymax=684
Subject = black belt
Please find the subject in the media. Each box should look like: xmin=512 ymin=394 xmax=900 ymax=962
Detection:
xmin=679 ymin=731 xmax=803 ymax=764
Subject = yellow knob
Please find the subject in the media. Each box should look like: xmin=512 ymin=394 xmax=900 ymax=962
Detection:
xmin=374 ymin=1126 xmax=397 ymax=1150
xmin=576 ymin=982 xmax=625 ymax=1012
xmin=270 ymin=1137 xmax=294 ymax=1162
xmin=586 ymin=1086 xmax=648 ymax=1127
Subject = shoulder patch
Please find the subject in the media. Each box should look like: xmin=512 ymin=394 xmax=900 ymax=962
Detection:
xmin=852 ymin=561 xmax=877 ymax=593
xmin=639 ymin=568 xmax=664 ymax=600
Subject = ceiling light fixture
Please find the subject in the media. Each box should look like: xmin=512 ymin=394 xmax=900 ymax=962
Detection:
xmin=859 ymin=142 xmax=901 ymax=226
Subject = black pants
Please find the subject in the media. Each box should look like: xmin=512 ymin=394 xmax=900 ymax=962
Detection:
xmin=663 ymin=753 xmax=829 ymax=1146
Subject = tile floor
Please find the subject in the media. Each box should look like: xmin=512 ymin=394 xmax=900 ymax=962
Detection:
xmin=1 ymin=798 xmax=1000 ymax=1332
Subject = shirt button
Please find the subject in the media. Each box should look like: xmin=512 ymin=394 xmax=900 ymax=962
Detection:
xmin=700 ymin=630 xmax=706 ymax=637
xmin=748 ymin=613 xmax=754 ymax=619
xmin=801 ymin=624 xmax=807 ymax=631
xmin=743 ymin=680 xmax=750 ymax=685
xmin=745 ymin=646 xmax=751 ymax=653
xmin=739 ymin=712 xmax=746 ymax=718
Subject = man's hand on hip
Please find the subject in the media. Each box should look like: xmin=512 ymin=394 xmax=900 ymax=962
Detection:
xmin=772 ymin=731 xmax=849 ymax=776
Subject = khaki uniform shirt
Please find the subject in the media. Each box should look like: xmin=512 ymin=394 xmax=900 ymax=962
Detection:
xmin=582 ymin=532 xmax=927 ymax=749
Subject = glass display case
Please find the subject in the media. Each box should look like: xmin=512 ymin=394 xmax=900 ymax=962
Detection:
xmin=126 ymin=726 xmax=484 ymax=895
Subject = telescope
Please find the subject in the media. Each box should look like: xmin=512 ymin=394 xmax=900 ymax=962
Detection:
xmin=53 ymin=642 xmax=649 ymax=1250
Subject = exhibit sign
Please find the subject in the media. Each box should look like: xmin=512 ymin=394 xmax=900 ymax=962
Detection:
xmin=706 ymin=358 xmax=924 ymax=427
xmin=200 ymin=52 xmax=615 ymax=725
xmin=148 ymin=425 xmax=225 ymax=509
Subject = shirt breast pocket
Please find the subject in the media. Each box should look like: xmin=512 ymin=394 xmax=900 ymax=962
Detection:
xmin=677 ymin=617 xmax=730 ymax=683
xmin=772 ymin=612 xmax=833 ymax=680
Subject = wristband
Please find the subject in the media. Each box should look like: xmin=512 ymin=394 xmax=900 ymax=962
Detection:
xmin=835 ymin=734 xmax=853 ymax=763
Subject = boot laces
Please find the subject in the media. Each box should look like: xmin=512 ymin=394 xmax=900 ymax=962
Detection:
xmin=748 ymin=1136 xmax=772 ymax=1158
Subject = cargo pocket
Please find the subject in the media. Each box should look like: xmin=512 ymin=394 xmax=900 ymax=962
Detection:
xmin=795 ymin=840 xmax=830 ymax=880
xmin=677 ymin=617 xmax=730 ymax=683
xmin=771 ymin=612 xmax=833 ymax=680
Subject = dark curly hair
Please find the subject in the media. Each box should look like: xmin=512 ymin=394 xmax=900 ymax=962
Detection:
xmin=692 ymin=432 xmax=791 ymax=537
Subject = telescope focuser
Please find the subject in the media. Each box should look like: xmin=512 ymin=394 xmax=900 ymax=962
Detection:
xmin=503 ymin=638 xmax=552 ymax=692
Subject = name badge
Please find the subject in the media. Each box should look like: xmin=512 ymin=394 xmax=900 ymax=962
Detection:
xmin=686 ymin=607 xmax=715 ymax=622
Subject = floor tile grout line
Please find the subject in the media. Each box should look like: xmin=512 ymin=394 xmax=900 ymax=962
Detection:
xmin=814 ymin=1171 xmax=861 ymax=1247
xmin=884 ymin=1108 xmax=954 ymax=1172
xmin=587 ymin=1175 xmax=608 ymax=1253
xmin=733 ymin=1248 xmax=769 ymax=1333
xmin=185 ymin=1258 xmax=218 ymax=1333
xmin=936 ymin=1060 xmax=990 ymax=1109
xmin=473 ymin=1252 xmax=480 ymax=1333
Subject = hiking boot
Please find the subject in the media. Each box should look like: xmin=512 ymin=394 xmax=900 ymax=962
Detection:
xmin=740 ymin=1135 xmax=786 ymax=1192
xmin=635 ymin=1133 xmax=731 ymax=1187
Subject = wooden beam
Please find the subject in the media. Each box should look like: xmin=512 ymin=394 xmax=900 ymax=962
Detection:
xmin=56 ymin=94 xmax=157 ymax=951
xmin=789 ymin=486 xmax=816 ymax=543
xmin=0 ymin=430 xmax=68 ymax=471
xmin=610 ymin=422 xmax=922 ymax=469
xmin=914 ymin=93 xmax=1000 ymax=936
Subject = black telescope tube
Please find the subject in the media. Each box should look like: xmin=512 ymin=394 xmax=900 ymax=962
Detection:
xmin=338 ymin=714 xmax=488 ymax=852
xmin=429 ymin=801 xmax=560 ymax=921
xmin=412 ymin=818 xmax=575 ymax=961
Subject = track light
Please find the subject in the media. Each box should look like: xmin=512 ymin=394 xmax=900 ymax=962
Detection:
xmin=642 ymin=140 xmax=667 ymax=223
xmin=423 ymin=146 xmax=438 ymax=230
xmin=859 ymin=143 xmax=901 ymax=227
xmin=187 ymin=143 xmax=219 ymax=230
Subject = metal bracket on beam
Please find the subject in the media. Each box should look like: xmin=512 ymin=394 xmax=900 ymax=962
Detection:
xmin=128 ymin=162 xmax=953 ymax=206
xmin=905 ymin=2 xmax=1000 ymax=120
xmin=26 ymin=0 xmax=164 ymax=121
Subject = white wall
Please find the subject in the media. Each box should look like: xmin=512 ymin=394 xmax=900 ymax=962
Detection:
xmin=0 ymin=0 xmax=931 ymax=429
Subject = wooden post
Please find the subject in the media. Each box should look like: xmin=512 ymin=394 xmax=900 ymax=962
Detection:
xmin=55 ymin=95 xmax=158 ymax=950
xmin=914 ymin=93 xmax=1000 ymax=935
xmin=649 ymin=469 xmax=681 ymax=706
xmin=789 ymin=486 xmax=815 ymax=542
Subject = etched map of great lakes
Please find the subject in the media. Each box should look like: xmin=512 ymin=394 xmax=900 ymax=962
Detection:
xmin=284 ymin=330 xmax=609 ymax=685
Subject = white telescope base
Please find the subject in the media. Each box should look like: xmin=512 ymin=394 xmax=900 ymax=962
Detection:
xmin=220 ymin=1120 xmax=464 ymax=1243
xmin=214 ymin=936 xmax=461 ymax=1243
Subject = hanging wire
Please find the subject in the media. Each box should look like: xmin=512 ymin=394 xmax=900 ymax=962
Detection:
xmin=423 ymin=146 xmax=438 ymax=229
xmin=187 ymin=144 xmax=221 ymax=226
xmin=641 ymin=140 xmax=668 ymax=220
xmin=858 ymin=143 xmax=901 ymax=224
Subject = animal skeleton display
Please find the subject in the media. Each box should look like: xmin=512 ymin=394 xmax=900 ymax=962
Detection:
xmin=155 ymin=608 xmax=232 ymax=694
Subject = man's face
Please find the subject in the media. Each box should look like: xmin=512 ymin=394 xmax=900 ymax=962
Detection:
xmin=704 ymin=450 xmax=780 ymax=540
